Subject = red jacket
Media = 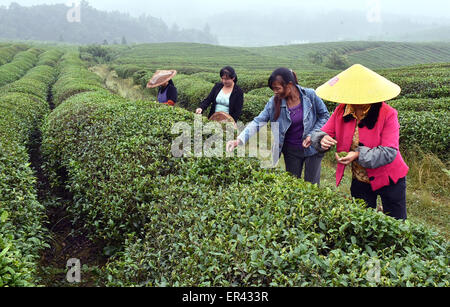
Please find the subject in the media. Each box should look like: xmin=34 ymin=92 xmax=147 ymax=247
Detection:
xmin=322 ymin=102 xmax=409 ymax=191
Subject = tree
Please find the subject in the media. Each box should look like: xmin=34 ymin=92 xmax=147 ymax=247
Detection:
xmin=0 ymin=3 xmax=218 ymax=44
xmin=324 ymin=51 xmax=351 ymax=70
xmin=307 ymin=51 xmax=325 ymax=65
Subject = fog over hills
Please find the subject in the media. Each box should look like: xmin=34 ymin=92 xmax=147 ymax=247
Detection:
xmin=0 ymin=0 xmax=448 ymax=46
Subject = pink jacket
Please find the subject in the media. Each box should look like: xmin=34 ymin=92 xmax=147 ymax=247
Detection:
xmin=322 ymin=103 xmax=409 ymax=191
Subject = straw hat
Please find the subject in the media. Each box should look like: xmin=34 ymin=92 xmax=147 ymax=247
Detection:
xmin=316 ymin=64 xmax=401 ymax=105
xmin=146 ymin=70 xmax=177 ymax=89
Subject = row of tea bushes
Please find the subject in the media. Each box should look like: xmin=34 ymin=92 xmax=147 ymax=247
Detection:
xmin=398 ymin=110 xmax=450 ymax=162
xmin=0 ymin=66 xmax=58 ymax=101
xmin=0 ymin=44 xmax=29 ymax=65
xmin=131 ymin=69 xmax=154 ymax=89
xmin=103 ymin=168 xmax=449 ymax=287
xmin=42 ymin=92 xmax=214 ymax=245
xmin=387 ymin=98 xmax=450 ymax=112
xmin=0 ymin=50 xmax=63 ymax=286
xmin=172 ymin=74 xmax=215 ymax=112
xmin=112 ymin=64 xmax=142 ymax=79
xmin=0 ymin=108 xmax=48 ymax=286
xmin=241 ymin=94 xmax=271 ymax=123
xmin=0 ymin=48 xmax=41 ymax=87
xmin=381 ymin=64 xmax=450 ymax=99
xmin=52 ymin=52 xmax=105 ymax=107
xmin=36 ymin=49 xmax=65 ymax=68
xmin=233 ymin=72 xmax=269 ymax=93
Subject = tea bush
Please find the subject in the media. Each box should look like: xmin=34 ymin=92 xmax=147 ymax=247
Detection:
xmin=79 ymin=45 xmax=113 ymax=64
xmin=388 ymin=98 xmax=450 ymax=112
xmin=103 ymin=170 xmax=449 ymax=287
xmin=132 ymin=69 xmax=154 ymax=89
xmin=0 ymin=53 xmax=60 ymax=285
xmin=36 ymin=49 xmax=64 ymax=67
xmin=52 ymin=52 xmax=104 ymax=106
xmin=381 ymin=64 xmax=450 ymax=99
xmin=241 ymin=94 xmax=270 ymax=123
xmin=238 ymin=72 xmax=270 ymax=93
xmin=0 ymin=48 xmax=41 ymax=87
xmin=191 ymin=72 xmax=220 ymax=84
xmin=0 ymin=137 xmax=48 ymax=286
xmin=0 ymin=65 xmax=58 ymax=101
xmin=0 ymin=44 xmax=28 ymax=65
xmin=113 ymin=64 xmax=143 ymax=79
xmin=398 ymin=111 xmax=450 ymax=162
xmin=42 ymin=93 xmax=213 ymax=244
xmin=247 ymin=87 xmax=273 ymax=98
xmin=172 ymin=74 xmax=214 ymax=112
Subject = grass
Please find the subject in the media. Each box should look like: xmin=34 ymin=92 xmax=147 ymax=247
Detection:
xmin=90 ymin=64 xmax=156 ymax=101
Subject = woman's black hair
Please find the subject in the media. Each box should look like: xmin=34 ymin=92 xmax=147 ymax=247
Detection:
xmin=268 ymin=67 xmax=298 ymax=89
xmin=159 ymin=79 xmax=174 ymax=91
xmin=220 ymin=66 xmax=238 ymax=84
xmin=268 ymin=68 xmax=300 ymax=120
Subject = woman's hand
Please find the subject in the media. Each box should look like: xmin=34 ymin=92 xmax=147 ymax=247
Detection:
xmin=303 ymin=136 xmax=312 ymax=148
xmin=321 ymin=135 xmax=337 ymax=151
xmin=195 ymin=108 xmax=203 ymax=115
xmin=226 ymin=139 xmax=242 ymax=152
xmin=335 ymin=151 xmax=360 ymax=165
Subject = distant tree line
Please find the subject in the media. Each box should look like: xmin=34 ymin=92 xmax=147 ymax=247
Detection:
xmin=0 ymin=1 xmax=218 ymax=45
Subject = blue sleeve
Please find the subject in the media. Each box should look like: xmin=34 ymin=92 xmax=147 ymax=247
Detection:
xmin=238 ymin=99 xmax=272 ymax=145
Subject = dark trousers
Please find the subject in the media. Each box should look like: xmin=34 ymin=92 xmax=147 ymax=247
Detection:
xmin=282 ymin=144 xmax=323 ymax=186
xmin=350 ymin=177 xmax=407 ymax=220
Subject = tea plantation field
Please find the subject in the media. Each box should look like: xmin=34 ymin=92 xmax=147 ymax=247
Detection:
xmin=0 ymin=41 xmax=448 ymax=287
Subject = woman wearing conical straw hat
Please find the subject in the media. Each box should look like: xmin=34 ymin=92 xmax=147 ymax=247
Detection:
xmin=311 ymin=64 xmax=409 ymax=220
xmin=147 ymin=70 xmax=178 ymax=106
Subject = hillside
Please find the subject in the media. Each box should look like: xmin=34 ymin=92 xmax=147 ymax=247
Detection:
xmin=107 ymin=41 xmax=450 ymax=73
xmin=248 ymin=41 xmax=450 ymax=69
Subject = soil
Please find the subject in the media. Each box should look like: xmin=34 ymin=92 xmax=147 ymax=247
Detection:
xmin=28 ymin=88 xmax=109 ymax=287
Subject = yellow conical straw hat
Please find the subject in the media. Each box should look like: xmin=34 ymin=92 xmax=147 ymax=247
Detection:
xmin=316 ymin=64 xmax=401 ymax=105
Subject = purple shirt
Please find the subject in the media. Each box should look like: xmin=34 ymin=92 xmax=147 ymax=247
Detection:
xmin=284 ymin=102 xmax=304 ymax=148
xmin=157 ymin=86 xmax=168 ymax=103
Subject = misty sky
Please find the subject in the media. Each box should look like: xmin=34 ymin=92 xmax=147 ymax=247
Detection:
xmin=1 ymin=0 xmax=449 ymax=26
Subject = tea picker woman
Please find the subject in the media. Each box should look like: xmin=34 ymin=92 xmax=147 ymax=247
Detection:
xmin=147 ymin=70 xmax=178 ymax=106
xmin=311 ymin=64 xmax=409 ymax=220
xmin=196 ymin=66 xmax=244 ymax=123
xmin=227 ymin=68 xmax=330 ymax=185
